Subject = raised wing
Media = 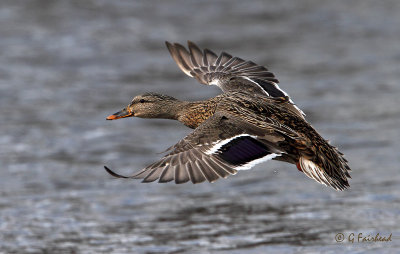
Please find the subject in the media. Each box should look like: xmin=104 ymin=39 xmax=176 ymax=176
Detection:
xmin=165 ymin=41 xmax=304 ymax=117
xmin=104 ymin=112 xmax=292 ymax=184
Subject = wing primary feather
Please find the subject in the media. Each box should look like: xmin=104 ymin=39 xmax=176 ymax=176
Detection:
xmin=204 ymin=48 xmax=218 ymax=67
xmin=231 ymin=61 xmax=258 ymax=70
xmin=142 ymin=167 xmax=165 ymax=183
xmin=237 ymin=65 xmax=268 ymax=73
xmin=174 ymin=155 xmax=190 ymax=184
xmin=221 ymin=57 xmax=245 ymax=71
xmin=215 ymin=52 xmax=232 ymax=66
xmin=104 ymin=166 xmax=129 ymax=178
xmin=202 ymin=157 xmax=230 ymax=178
xmin=174 ymin=43 xmax=194 ymax=71
xmin=195 ymin=160 xmax=219 ymax=183
xmin=211 ymin=156 xmax=237 ymax=175
xmin=186 ymin=159 xmax=206 ymax=184
xmin=174 ymin=167 xmax=190 ymax=184
xmin=187 ymin=40 xmax=203 ymax=67
xmin=202 ymin=50 xmax=209 ymax=66
xmin=158 ymin=165 xmax=175 ymax=183
xmin=165 ymin=41 xmax=193 ymax=77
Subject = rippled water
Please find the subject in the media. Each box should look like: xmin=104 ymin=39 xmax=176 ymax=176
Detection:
xmin=1 ymin=0 xmax=400 ymax=253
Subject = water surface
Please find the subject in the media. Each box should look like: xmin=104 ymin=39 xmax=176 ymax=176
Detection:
xmin=1 ymin=0 xmax=399 ymax=253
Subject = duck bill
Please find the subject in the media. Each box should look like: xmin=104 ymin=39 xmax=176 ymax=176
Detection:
xmin=106 ymin=108 xmax=134 ymax=120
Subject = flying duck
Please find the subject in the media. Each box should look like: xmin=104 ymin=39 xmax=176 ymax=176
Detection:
xmin=104 ymin=41 xmax=351 ymax=191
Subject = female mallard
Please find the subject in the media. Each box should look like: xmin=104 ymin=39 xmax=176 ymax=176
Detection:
xmin=105 ymin=41 xmax=351 ymax=191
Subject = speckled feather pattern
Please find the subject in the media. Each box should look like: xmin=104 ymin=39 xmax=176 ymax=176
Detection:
xmin=171 ymin=91 xmax=350 ymax=190
xmin=105 ymin=41 xmax=351 ymax=191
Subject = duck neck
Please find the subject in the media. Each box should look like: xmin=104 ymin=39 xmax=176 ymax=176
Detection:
xmin=176 ymin=100 xmax=217 ymax=129
xmin=160 ymin=101 xmax=187 ymax=119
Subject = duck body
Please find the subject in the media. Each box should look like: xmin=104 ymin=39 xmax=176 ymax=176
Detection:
xmin=105 ymin=41 xmax=351 ymax=191
xmin=162 ymin=91 xmax=350 ymax=190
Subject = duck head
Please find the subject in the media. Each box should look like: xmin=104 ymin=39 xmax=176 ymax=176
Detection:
xmin=106 ymin=93 xmax=180 ymax=120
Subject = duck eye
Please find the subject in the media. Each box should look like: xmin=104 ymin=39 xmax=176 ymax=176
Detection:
xmin=139 ymin=99 xmax=145 ymax=103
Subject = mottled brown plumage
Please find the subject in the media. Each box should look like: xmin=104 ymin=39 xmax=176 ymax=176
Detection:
xmin=105 ymin=41 xmax=351 ymax=191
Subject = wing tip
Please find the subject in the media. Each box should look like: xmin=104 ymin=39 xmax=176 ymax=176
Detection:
xmin=187 ymin=40 xmax=197 ymax=48
xmin=104 ymin=166 xmax=130 ymax=178
xmin=165 ymin=41 xmax=173 ymax=52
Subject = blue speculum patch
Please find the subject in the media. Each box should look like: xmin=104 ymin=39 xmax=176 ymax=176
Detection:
xmin=217 ymin=136 xmax=271 ymax=166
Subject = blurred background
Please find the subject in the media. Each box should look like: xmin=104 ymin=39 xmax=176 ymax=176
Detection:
xmin=1 ymin=0 xmax=399 ymax=253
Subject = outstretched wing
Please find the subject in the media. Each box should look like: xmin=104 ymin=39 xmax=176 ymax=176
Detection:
xmin=104 ymin=112 xmax=294 ymax=184
xmin=165 ymin=41 xmax=304 ymax=117
xmin=104 ymin=110 xmax=351 ymax=190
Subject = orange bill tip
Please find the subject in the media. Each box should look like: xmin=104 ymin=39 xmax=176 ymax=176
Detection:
xmin=106 ymin=114 xmax=119 ymax=120
xmin=106 ymin=108 xmax=134 ymax=120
